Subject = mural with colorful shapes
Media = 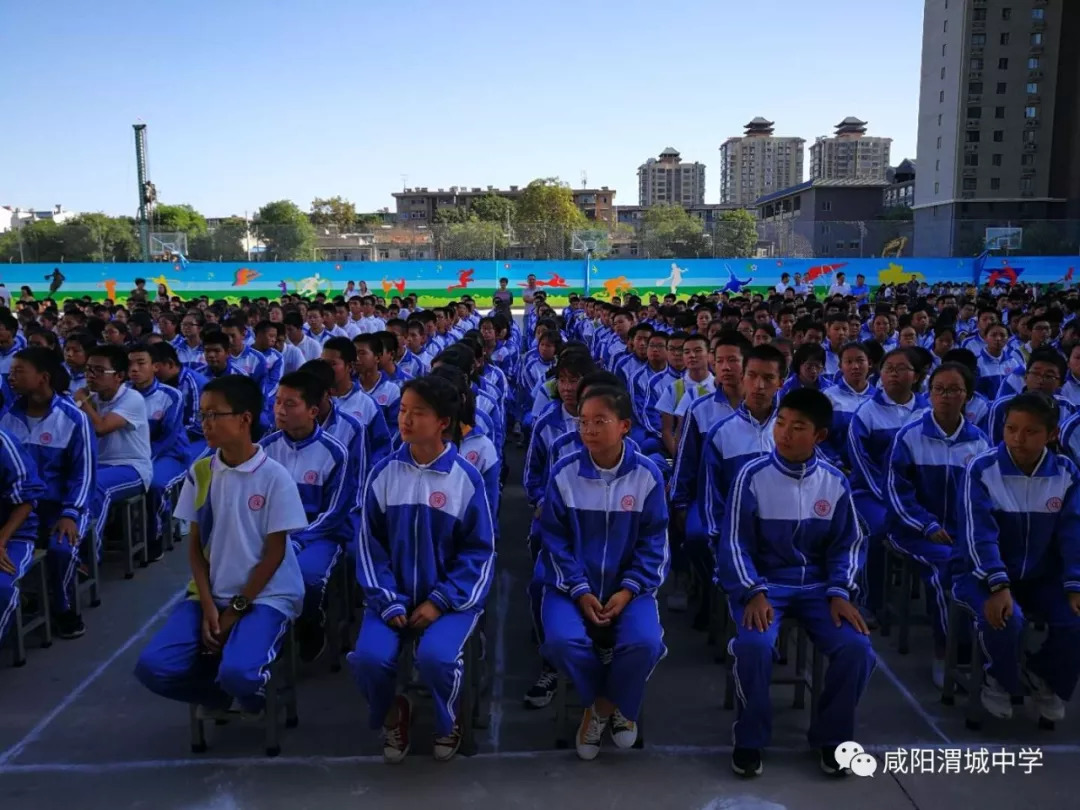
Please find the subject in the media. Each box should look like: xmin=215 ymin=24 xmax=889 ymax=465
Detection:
xmin=1 ymin=255 xmax=1075 ymax=306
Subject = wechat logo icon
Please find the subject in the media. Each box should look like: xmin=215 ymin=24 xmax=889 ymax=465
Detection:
xmin=835 ymin=741 xmax=878 ymax=777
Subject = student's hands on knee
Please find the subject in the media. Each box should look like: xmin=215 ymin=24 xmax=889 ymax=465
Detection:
xmin=52 ymin=518 xmax=79 ymax=547
xmin=577 ymin=593 xmax=608 ymax=626
xmin=387 ymin=614 xmax=408 ymax=630
xmin=927 ymin=528 xmax=952 ymax=545
xmin=742 ymin=592 xmax=773 ymax=632
xmin=829 ymin=596 xmax=869 ymax=635
xmin=0 ymin=544 xmax=14 ymax=575
xmin=1068 ymin=591 xmax=1080 ymax=617
xmin=984 ymin=588 xmax=1014 ymax=630
xmin=600 ymin=589 xmax=633 ymax=622
xmin=201 ymin=603 xmax=222 ymax=651
xmin=408 ymin=600 xmax=442 ymax=631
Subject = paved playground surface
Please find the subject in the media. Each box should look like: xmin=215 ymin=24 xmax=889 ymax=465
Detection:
xmin=0 ymin=449 xmax=1075 ymax=810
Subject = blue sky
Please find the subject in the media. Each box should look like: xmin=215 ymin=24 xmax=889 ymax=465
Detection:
xmin=0 ymin=0 xmax=923 ymax=219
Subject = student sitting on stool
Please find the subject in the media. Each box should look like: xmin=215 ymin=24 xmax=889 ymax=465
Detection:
xmin=719 ymin=389 xmax=874 ymax=779
xmin=134 ymin=376 xmax=309 ymax=714
xmin=348 ymin=375 xmax=495 ymax=764
xmin=0 ymin=427 xmax=46 ymax=646
xmin=953 ymin=392 xmax=1080 ymax=724
xmin=536 ymin=384 xmax=669 ymax=761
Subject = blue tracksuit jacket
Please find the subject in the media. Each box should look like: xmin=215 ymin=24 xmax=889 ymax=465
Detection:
xmin=535 ymin=441 xmax=669 ymax=601
xmin=356 ymin=443 xmax=495 ymax=621
xmin=332 ymin=381 xmax=392 ymax=465
xmin=823 ymin=379 xmax=875 ymax=467
xmin=671 ymin=392 xmax=738 ymax=509
xmin=460 ymin=422 xmax=501 ymax=521
xmin=985 ymin=391 xmax=1076 ymax=445
xmin=524 ymin=402 xmax=577 ymax=506
xmin=134 ymin=380 xmax=189 ymax=464
xmin=718 ymin=449 xmax=863 ymax=604
xmin=847 ymin=389 xmax=928 ymax=499
xmin=885 ymin=411 xmax=990 ymax=540
xmin=958 ymin=443 xmax=1080 ymax=591
xmin=259 ymin=425 xmax=351 ymax=548
xmin=0 ymin=426 xmax=45 ymax=538
xmin=171 ymin=366 xmax=207 ymax=441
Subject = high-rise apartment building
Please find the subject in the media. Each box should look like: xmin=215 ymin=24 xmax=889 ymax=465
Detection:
xmin=719 ymin=118 xmax=805 ymax=207
xmin=637 ymin=148 xmax=706 ymax=207
xmin=915 ymin=0 xmax=1080 ymax=255
xmin=809 ymin=117 xmax=892 ymax=181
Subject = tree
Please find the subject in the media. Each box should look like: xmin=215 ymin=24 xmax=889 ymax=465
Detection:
xmin=1021 ymin=222 xmax=1079 ymax=256
xmin=252 ymin=200 xmax=315 ymax=261
xmin=469 ymin=193 xmax=516 ymax=225
xmin=437 ymin=221 xmax=509 ymax=259
xmin=0 ymin=220 xmax=66 ymax=262
xmin=190 ymin=216 xmax=249 ymax=261
xmin=432 ymin=206 xmax=470 ymax=225
xmin=713 ymin=209 xmax=758 ymax=258
xmin=639 ymin=204 xmax=710 ymax=258
xmin=515 ymin=178 xmax=588 ymax=259
xmin=61 ymin=213 xmax=139 ymax=262
xmin=310 ymin=196 xmax=358 ymax=232
xmin=153 ymin=204 xmax=208 ymax=238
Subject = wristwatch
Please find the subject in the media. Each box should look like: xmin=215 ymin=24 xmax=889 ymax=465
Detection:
xmin=229 ymin=595 xmax=251 ymax=614
xmin=988 ymin=582 xmax=1010 ymax=594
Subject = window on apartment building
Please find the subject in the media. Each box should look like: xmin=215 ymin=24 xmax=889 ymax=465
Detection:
xmin=940 ymin=90 xmax=946 ymax=102
xmin=969 ymin=81 xmax=983 ymax=93
xmin=1032 ymin=8 xmax=1044 ymax=21
xmin=943 ymin=19 xmax=948 ymax=32
xmin=972 ymin=34 xmax=986 ymax=46
xmin=999 ymin=33 xmax=1010 ymax=46
xmin=379 ymin=250 xmax=390 ymax=259
xmin=993 ymin=130 xmax=1004 ymax=142
xmin=996 ymin=82 xmax=1007 ymax=94
xmin=973 ymin=8 xmax=987 ymax=20
xmin=992 ymin=153 xmax=1003 ymax=166
xmin=1031 ymin=33 xmax=1043 ymax=46
xmin=998 ymin=58 xmax=1009 ymax=70
xmin=942 ymin=44 xmax=947 ymax=56
xmin=966 ymin=130 xmax=981 ymax=143
xmin=937 ymin=136 xmax=942 ymax=149
xmin=990 ymin=178 xmax=1001 ymax=190
xmin=967 ymin=106 xmax=982 ymax=118
xmin=963 ymin=178 xmax=978 ymax=191
xmin=1023 ymin=130 xmax=1037 ymax=144
xmin=1026 ymin=82 xmax=1038 ymax=94
xmin=938 ymin=158 xmax=944 ymax=170
xmin=941 ymin=67 xmax=947 ymax=79
xmin=938 ymin=114 xmax=943 ymax=126
xmin=1028 ymin=57 xmax=1040 ymax=69
xmin=1025 ymin=106 xmax=1038 ymax=118
xmin=822 ymin=201 xmax=833 ymax=212
xmin=994 ymin=106 xmax=1005 ymax=118
xmin=964 ymin=153 xmax=979 ymax=167
xmin=934 ymin=181 xmax=940 ymax=194
xmin=1021 ymin=178 xmax=1034 ymax=192
xmin=970 ymin=58 xmax=984 ymax=70
xmin=1001 ymin=8 xmax=1010 ymax=20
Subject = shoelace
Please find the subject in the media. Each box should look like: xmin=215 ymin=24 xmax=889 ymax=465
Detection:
xmin=535 ymin=670 xmax=558 ymax=689
xmin=582 ymin=712 xmax=607 ymax=744
xmin=383 ymin=726 xmax=404 ymax=749
xmin=611 ymin=709 xmax=633 ymax=731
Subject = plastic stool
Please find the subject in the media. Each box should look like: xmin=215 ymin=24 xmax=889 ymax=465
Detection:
xmin=11 ymin=550 xmax=53 ymax=666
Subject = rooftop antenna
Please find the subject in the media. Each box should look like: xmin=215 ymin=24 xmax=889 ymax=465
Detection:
xmin=400 ymin=174 xmax=408 ymax=191
xmin=581 ymin=170 xmax=588 ymax=189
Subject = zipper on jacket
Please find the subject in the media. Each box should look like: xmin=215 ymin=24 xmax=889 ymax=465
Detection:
xmin=1020 ymin=477 xmax=1031 ymax=580
xmin=600 ymin=480 xmax=611 ymax=601
xmin=413 ymin=468 xmax=421 ymax=606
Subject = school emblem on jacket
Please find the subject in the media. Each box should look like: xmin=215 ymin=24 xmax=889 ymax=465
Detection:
xmin=814 ymin=499 xmax=832 ymax=517
xmin=1047 ymin=497 xmax=1063 ymax=513
xmin=152 ymin=410 xmax=164 ymax=420
xmin=377 ymin=394 xmax=388 ymax=405
xmin=39 ymin=432 xmax=52 ymax=445
xmin=621 ymin=494 xmax=636 ymax=511
xmin=303 ymin=470 xmax=318 ymax=484
xmin=248 ymin=494 xmax=266 ymax=511
xmin=429 ymin=491 xmax=447 ymax=509
xmin=466 ymin=450 xmax=479 ymax=463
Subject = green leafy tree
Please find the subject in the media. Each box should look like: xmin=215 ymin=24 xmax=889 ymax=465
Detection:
xmin=469 ymin=193 xmax=516 ymax=225
xmin=1021 ymin=222 xmax=1079 ymax=256
xmin=515 ymin=178 xmax=588 ymax=259
xmin=252 ymin=200 xmax=316 ymax=261
xmin=0 ymin=220 xmax=66 ymax=262
xmin=640 ymin=204 xmax=710 ymax=258
xmin=190 ymin=216 xmax=249 ymax=261
xmin=61 ymin=213 xmax=139 ymax=262
xmin=712 ymin=209 xmax=758 ymax=258
xmin=310 ymin=196 xmax=358 ymax=232
xmin=437 ymin=221 xmax=509 ymax=259
xmin=153 ymin=204 xmax=208 ymax=238
xmin=432 ymin=206 xmax=470 ymax=225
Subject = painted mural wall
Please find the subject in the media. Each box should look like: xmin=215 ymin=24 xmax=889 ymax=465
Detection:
xmin=3 ymin=256 xmax=1076 ymax=306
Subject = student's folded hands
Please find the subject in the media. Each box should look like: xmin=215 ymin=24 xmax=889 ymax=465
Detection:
xmin=408 ymin=600 xmax=442 ymax=631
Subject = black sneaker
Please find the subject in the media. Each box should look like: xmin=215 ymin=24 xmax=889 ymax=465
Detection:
xmin=297 ymin=618 xmax=327 ymax=664
xmin=54 ymin=610 xmax=86 ymax=640
xmin=820 ymin=746 xmax=848 ymax=777
xmin=731 ymin=747 xmax=763 ymax=777
xmin=523 ymin=666 xmax=558 ymax=709
xmin=147 ymin=543 xmax=165 ymax=563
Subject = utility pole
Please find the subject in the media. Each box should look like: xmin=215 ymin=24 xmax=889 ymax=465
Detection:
xmin=133 ymin=124 xmax=154 ymax=262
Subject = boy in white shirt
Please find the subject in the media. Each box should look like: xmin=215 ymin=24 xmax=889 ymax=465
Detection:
xmin=73 ymin=344 xmax=153 ymax=550
xmin=134 ymin=375 xmax=309 ymax=713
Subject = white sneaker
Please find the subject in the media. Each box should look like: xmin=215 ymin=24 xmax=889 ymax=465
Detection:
xmin=1023 ymin=668 xmax=1066 ymax=722
xmin=381 ymin=695 xmax=412 ymax=764
xmin=575 ymin=707 xmax=609 ymax=761
xmin=609 ymin=708 xmax=638 ymax=749
xmin=433 ymin=722 xmax=462 ymax=761
xmin=980 ymin=675 xmax=1013 ymax=720
xmin=931 ymin=658 xmax=945 ymax=691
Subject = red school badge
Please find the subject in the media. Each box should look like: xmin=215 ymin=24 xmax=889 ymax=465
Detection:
xmin=303 ymin=470 xmax=318 ymax=484
xmin=621 ymin=494 xmax=636 ymax=511
xmin=248 ymin=494 xmax=266 ymax=511
xmin=1047 ymin=497 xmax=1063 ymax=513
xmin=814 ymin=499 xmax=832 ymax=517
xmin=429 ymin=491 xmax=447 ymax=509
xmin=39 ymin=432 xmax=52 ymax=445
xmin=466 ymin=450 xmax=479 ymax=463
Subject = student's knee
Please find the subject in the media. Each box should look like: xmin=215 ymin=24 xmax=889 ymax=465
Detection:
xmin=730 ymin=626 xmax=777 ymax=661
xmin=134 ymin=646 xmax=176 ymax=689
xmin=829 ymin=630 xmax=876 ymax=672
xmin=217 ymin=658 xmax=263 ymax=700
xmin=348 ymin=634 xmax=397 ymax=678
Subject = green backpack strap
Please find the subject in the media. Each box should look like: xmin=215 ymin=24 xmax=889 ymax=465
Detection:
xmin=185 ymin=457 xmax=214 ymax=600
xmin=673 ymin=378 xmax=686 ymax=407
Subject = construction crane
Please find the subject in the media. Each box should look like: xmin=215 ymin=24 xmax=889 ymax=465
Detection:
xmin=133 ymin=123 xmax=156 ymax=261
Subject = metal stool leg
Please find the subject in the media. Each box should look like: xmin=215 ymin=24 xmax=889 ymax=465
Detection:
xmin=189 ymin=703 xmax=207 ymax=753
xmin=793 ymin=626 xmax=808 ymax=710
xmin=898 ymin=558 xmax=914 ymax=655
xmin=553 ymin=675 xmax=569 ymax=749
xmin=964 ymin=620 xmax=985 ymax=731
xmin=941 ymin=600 xmax=961 ymax=706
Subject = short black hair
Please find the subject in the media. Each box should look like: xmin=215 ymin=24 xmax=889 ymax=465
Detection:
xmin=778 ymin=387 xmax=833 ymax=431
xmin=148 ymin=342 xmax=180 ymax=366
xmin=712 ymin=330 xmax=752 ymax=356
xmin=353 ymin=333 xmax=384 ymax=354
xmin=14 ymin=346 xmax=70 ymax=393
xmin=298 ymin=359 xmax=335 ymax=392
xmin=201 ymin=330 xmax=230 ymax=351
xmin=579 ymin=384 xmax=634 ymax=422
xmin=277 ymin=371 xmax=326 ymax=408
xmin=1004 ymin=391 xmax=1061 ymax=432
xmin=203 ymin=375 xmax=263 ymax=439
xmin=743 ymin=343 xmax=788 ymax=378
xmin=125 ymin=341 xmax=155 ymax=359
xmin=941 ymin=347 xmax=978 ymax=375
xmin=324 ymin=336 xmax=356 ymax=362
xmin=88 ymin=343 xmax=129 ymax=374
xmin=1026 ymin=347 xmax=1067 ymax=380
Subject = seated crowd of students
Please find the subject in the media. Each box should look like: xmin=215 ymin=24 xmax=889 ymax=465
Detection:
xmin=0 ymin=278 xmax=1078 ymax=778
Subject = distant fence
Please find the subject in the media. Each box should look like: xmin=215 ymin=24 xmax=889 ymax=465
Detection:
xmin=3 ymin=255 xmax=1076 ymax=307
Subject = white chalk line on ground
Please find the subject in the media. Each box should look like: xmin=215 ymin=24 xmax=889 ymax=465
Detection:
xmin=873 ymin=653 xmax=952 ymax=744
xmin=0 ymin=588 xmax=186 ymax=767
xmin=487 ymin=569 xmax=512 ymax=753
xmin=3 ymin=742 xmax=1079 ymax=776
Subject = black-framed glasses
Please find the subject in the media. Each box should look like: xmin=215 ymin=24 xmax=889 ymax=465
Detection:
xmin=85 ymin=365 xmax=117 ymax=376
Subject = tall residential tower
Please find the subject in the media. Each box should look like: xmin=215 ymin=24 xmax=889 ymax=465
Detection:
xmin=719 ymin=118 xmax=805 ymax=207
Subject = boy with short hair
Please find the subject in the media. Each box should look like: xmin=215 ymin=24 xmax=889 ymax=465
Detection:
xmin=134 ymin=376 xmax=310 ymax=713
xmin=954 ymin=392 xmax=1080 ymax=724
xmin=720 ymin=388 xmax=873 ymax=778
xmin=353 ymin=334 xmax=401 ymax=431
xmin=151 ymin=342 xmax=208 ymax=460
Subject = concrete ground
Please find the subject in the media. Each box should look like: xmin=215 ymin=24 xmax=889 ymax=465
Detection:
xmin=1 ymin=448 xmax=1076 ymax=810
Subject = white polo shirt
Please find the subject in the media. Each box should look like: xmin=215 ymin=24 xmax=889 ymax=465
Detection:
xmin=92 ymin=384 xmax=153 ymax=488
xmin=656 ymin=372 xmax=716 ymax=417
xmin=174 ymin=447 xmax=308 ymax=618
